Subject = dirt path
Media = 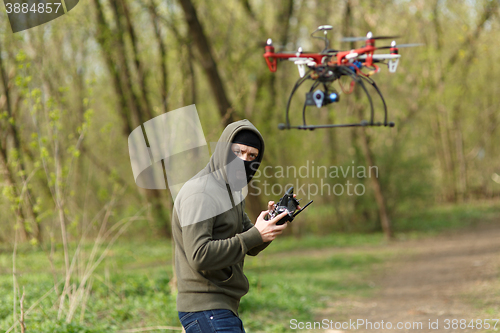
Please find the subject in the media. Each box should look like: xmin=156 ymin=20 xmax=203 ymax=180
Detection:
xmin=317 ymin=224 xmax=500 ymax=333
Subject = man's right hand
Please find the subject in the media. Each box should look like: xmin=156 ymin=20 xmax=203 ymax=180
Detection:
xmin=255 ymin=210 xmax=288 ymax=242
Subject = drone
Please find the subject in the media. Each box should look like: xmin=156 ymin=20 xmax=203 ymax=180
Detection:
xmin=263 ymin=25 xmax=421 ymax=130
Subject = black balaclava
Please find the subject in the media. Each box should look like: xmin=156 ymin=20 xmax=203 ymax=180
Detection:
xmin=228 ymin=130 xmax=262 ymax=184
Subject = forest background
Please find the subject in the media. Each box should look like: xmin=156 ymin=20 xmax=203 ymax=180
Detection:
xmin=0 ymin=0 xmax=500 ymax=332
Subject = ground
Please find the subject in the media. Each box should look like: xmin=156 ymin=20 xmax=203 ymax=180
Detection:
xmin=316 ymin=223 xmax=500 ymax=333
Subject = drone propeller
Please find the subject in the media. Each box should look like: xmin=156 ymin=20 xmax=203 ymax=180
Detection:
xmin=259 ymin=42 xmax=288 ymax=49
xmin=377 ymin=43 xmax=424 ymax=50
xmin=276 ymin=50 xmax=317 ymax=54
xmin=341 ymin=32 xmax=400 ymax=42
xmin=262 ymin=39 xmax=315 ymax=53
xmin=260 ymin=39 xmax=291 ymax=50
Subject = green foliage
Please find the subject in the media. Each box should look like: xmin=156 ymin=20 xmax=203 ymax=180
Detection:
xmin=1 ymin=0 xmax=500 ymax=243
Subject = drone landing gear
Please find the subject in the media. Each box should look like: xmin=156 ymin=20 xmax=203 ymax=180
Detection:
xmin=279 ymin=67 xmax=395 ymax=130
xmin=278 ymin=121 xmax=395 ymax=130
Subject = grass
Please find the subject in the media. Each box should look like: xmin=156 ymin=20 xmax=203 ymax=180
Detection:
xmin=265 ymin=233 xmax=386 ymax=253
xmin=240 ymin=248 xmax=394 ymax=332
xmin=460 ymin=267 xmax=500 ymax=333
xmin=0 ymin=234 xmax=389 ymax=333
xmin=393 ymin=199 xmax=500 ymax=236
xmin=0 ymin=200 xmax=499 ymax=332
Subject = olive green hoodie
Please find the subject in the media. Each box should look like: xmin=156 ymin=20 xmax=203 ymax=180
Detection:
xmin=172 ymin=120 xmax=269 ymax=315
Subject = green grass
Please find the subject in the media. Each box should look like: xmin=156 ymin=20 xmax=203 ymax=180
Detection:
xmin=0 ymin=234 xmax=388 ymax=333
xmin=266 ymin=233 xmax=386 ymax=253
xmin=0 ymin=240 xmax=176 ymax=333
xmin=0 ymin=200 xmax=499 ymax=332
xmin=393 ymin=199 xmax=500 ymax=234
xmin=240 ymin=248 xmax=392 ymax=332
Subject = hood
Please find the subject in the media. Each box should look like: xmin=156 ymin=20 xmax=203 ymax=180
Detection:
xmin=209 ymin=119 xmax=265 ymax=186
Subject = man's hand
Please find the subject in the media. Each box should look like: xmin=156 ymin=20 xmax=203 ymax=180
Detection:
xmin=255 ymin=210 xmax=288 ymax=242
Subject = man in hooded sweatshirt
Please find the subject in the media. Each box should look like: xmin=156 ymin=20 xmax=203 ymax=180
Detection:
xmin=172 ymin=119 xmax=289 ymax=332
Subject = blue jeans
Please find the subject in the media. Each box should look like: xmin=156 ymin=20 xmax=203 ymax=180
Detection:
xmin=178 ymin=309 xmax=246 ymax=333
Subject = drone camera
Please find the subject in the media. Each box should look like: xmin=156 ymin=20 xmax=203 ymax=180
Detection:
xmin=327 ymin=92 xmax=339 ymax=103
xmin=313 ymin=90 xmax=324 ymax=108
xmin=306 ymin=89 xmax=340 ymax=108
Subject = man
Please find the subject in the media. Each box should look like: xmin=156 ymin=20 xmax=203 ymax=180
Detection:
xmin=172 ymin=119 xmax=288 ymax=332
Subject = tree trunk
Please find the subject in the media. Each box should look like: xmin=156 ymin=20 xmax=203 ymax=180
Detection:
xmin=344 ymin=0 xmax=392 ymax=239
xmin=177 ymin=0 xmax=234 ymax=126
xmin=92 ymin=0 xmax=172 ymax=236
xmin=92 ymin=0 xmax=134 ymax=136
xmin=358 ymin=126 xmax=392 ymax=239
xmin=148 ymin=1 xmax=169 ymax=113
xmin=109 ymin=0 xmax=145 ymax=126
xmin=121 ymin=0 xmax=154 ymax=120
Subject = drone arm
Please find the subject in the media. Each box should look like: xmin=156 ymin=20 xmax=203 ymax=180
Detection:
xmin=264 ymin=49 xmax=325 ymax=73
xmin=357 ymin=53 xmax=401 ymax=73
